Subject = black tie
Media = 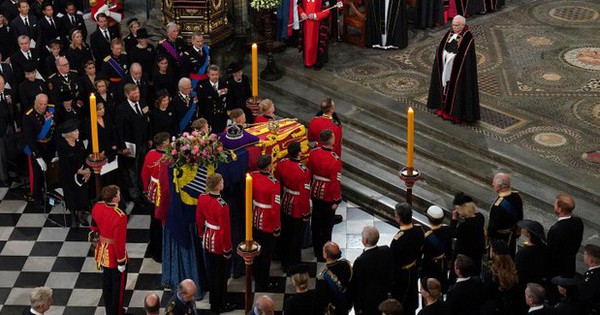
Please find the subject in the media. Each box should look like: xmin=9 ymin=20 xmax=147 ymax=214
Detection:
xmin=27 ymin=52 xmax=31 ymax=60
xmin=49 ymin=18 xmax=55 ymax=28
xmin=103 ymin=29 xmax=110 ymax=42
xmin=71 ymin=15 xmax=75 ymax=25
xmin=134 ymin=103 xmax=142 ymax=116
xmin=0 ymin=93 xmax=4 ymax=103
xmin=24 ymin=17 xmax=30 ymax=28
xmin=135 ymin=80 xmax=140 ymax=87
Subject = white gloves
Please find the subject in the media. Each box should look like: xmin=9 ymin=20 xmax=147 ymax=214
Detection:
xmin=36 ymin=158 xmax=47 ymax=172
xmin=107 ymin=10 xmax=122 ymax=22
xmin=94 ymin=4 xmax=109 ymax=20
xmin=117 ymin=264 xmax=126 ymax=273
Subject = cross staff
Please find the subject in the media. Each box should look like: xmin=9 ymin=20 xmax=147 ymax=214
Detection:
xmin=289 ymin=1 xmax=343 ymax=27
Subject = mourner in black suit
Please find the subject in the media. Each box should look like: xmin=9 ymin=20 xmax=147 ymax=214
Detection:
xmin=515 ymin=220 xmax=547 ymax=296
xmin=0 ymin=79 xmax=17 ymax=186
xmin=10 ymin=1 xmax=39 ymax=42
xmin=525 ymin=283 xmax=553 ymax=315
xmin=581 ymin=244 xmax=600 ymax=315
xmin=196 ymin=65 xmax=228 ymax=132
xmin=0 ymin=62 xmax=16 ymax=90
xmin=546 ymin=193 xmax=584 ymax=279
xmin=36 ymin=4 xmax=67 ymax=50
xmin=170 ymin=77 xmax=195 ymax=133
xmin=18 ymin=62 xmax=46 ymax=110
xmin=11 ymin=36 xmax=41 ymax=84
xmin=1 ymin=0 xmax=19 ymax=22
xmin=90 ymin=13 xmax=119 ymax=67
xmin=114 ymin=83 xmax=149 ymax=202
xmin=21 ymin=286 xmax=53 ymax=315
xmin=351 ymin=226 xmax=394 ymax=315
xmin=164 ymin=279 xmax=198 ymax=315
xmin=0 ymin=20 xmax=18 ymax=60
xmin=118 ymin=62 xmax=150 ymax=106
xmin=445 ymin=254 xmax=484 ymax=315
xmin=60 ymin=2 xmax=87 ymax=41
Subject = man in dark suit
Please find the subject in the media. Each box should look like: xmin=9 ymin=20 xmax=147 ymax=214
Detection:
xmin=525 ymin=283 xmax=552 ymax=314
xmin=171 ymin=77 xmax=196 ymax=133
xmin=10 ymin=0 xmax=39 ymax=42
xmin=0 ymin=75 xmax=17 ymax=186
xmin=249 ymin=295 xmax=275 ymax=315
xmin=118 ymin=62 xmax=150 ymax=106
xmin=115 ymin=83 xmax=149 ymax=202
xmin=90 ymin=13 xmax=119 ymax=68
xmin=60 ymin=2 xmax=87 ymax=41
xmin=445 ymin=254 xmax=484 ymax=315
xmin=36 ymin=3 xmax=67 ymax=51
xmin=196 ymin=64 xmax=228 ymax=132
xmin=581 ymin=244 xmax=600 ymax=315
xmin=10 ymin=35 xmax=41 ymax=84
xmin=0 ymin=61 xmax=16 ymax=90
xmin=351 ymin=226 xmax=394 ymax=315
xmin=546 ymin=193 xmax=584 ymax=279
xmin=22 ymin=286 xmax=53 ymax=315
xmin=164 ymin=279 xmax=197 ymax=315
xmin=0 ymin=0 xmax=19 ymax=22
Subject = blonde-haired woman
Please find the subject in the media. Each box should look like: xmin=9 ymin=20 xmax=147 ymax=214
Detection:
xmin=451 ymin=192 xmax=486 ymax=278
xmin=254 ymin=99 xmax=279 ymax=124
xmin=65 ymin=29 xmax=93 ymax=74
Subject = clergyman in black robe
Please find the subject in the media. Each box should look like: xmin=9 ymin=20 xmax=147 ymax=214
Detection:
xmin=365 ymin=0 xmax=407 ymax=49
xmin=427 ymin=15 xmax=480 ymax=123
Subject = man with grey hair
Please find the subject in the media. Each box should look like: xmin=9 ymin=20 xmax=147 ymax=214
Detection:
xmin=251 ymin=295 xmax=275 ymax=315
xmin=489 ymin=172 xmax=523 ymax=257
xmin=197 ymin=64 xmax=228 ymax=132
xmin=10 ymin=35 xmax=41 ymax=84
xmin=165 ymin=279 xmax=197 ymax=314
xmin=171 ymin=77 xmax=197 ymax=133
xmin=157 ymin=22 xmax=188 ymax=73
xmin=525 ymin=283 xmax=551 ymax=314
xmin=48 ymin=56 xmax=82 ymax=106
xmin=351 ymin=226 xmax=394 ymax=315
xmin=119 ymin=62 xmax=149 ymax=106
xmin=24 ymin=286 xmax=53 ymax=314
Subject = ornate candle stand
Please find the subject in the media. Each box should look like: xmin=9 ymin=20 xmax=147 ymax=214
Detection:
xmin=86 ymin=152 xmax=108 ymax=198
xmin=237 ymin=240 xmax=261 ymax=314
xmin=399 ymin=167 xmax=421 ymax=206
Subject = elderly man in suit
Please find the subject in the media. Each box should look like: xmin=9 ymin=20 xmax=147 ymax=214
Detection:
xmin=23 ymin=287 xmax=53 ymax=315
xmin=10 ymin=35 xmax=41 ymax=84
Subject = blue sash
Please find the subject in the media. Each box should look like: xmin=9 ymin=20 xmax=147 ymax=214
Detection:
xmin=322 ymin=269 xmax=348 ymax=309
xmin=104 ymin=56 xmax=126 ymax=78
xmin=190 ymin=45 xmax=210 ymax=90
xmin=500 ymin=198 xmax=519 ymax=222
xmin=24 ymin=107 xmax=55 ymax=156
xmin=179 ymin=92 xmax=198 ymax=133
xmin=427 ymin=232 xmax=445 ymax=257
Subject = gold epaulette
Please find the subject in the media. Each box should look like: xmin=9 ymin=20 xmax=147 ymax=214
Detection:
xmin=103 ymin=55 xmax=112 ymax=62
xmin=47 ymin=104 xmax=55 ymax=107
xmin=494 ymin=197 xmax=504 ymax=206
xmin=26 ymin=108 xmax=33 ymax=115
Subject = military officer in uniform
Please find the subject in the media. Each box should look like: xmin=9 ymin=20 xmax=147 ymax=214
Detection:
xmin=196 ymin=173 xmax=236 ymax=313
xmin=47 ymin=56 xmax=82 ymax=107
xmin=180 ymin=32 xmax=209 ymax=88
xmin=165 ymin=279 xmax=198 ymax=315
xmin=308 ymin=98 xmax=343 ymax=157
xmin=156 ymin=22 xmax=187 ymax=74
xmin=101 ymin=39 xmax=128 ymax=97
xmin=489 ymin=172 xmax=523 ymax=257
xmin=390 ymin=202 xmax=424 ymax=315
xmin=90 ymin=185 xmax=128 ymax=315
xmin=421 ymin=205 xmax=452 ymax=293
xmin=308 ymin=129 xmax=342 ymax=261
xmin=18 ymin=62 xmax=47 ymax=110
xmin=252 ymin=155 xmax=281 ymax=291
xmin=316 ymin=241 xmax=353 ymax=315
xmin=171 ymin=77 xmax=196 ymax=133
xmin=274 ymin=141 xmax=311 ymax=270
xmin=22 ymin=93 xmax=55 ymax=207
xmin=581 ymin=244 xmax=600 ymax=315
xmin=197 ymin=64 xmax=228 ymax=132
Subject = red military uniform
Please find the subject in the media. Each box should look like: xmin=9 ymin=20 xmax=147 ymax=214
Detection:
xmin=298 ymin=0 xmax=330 ymax=67
xmin=196 ymin=193 xmax=233 ymax=255
xmin=274 ymin=158 xmax=311 ymax=220
xmin=251 ymin=171 xmax=281 ymax=233
xmin=308 ymin=147 xmax=342 ymax=203
xmin=308 ymin=114 xmax=343 ymax=157
xmin=91 ymin=201 xmax=128 ymax=268
xmin=251 ymin=170 xmax=281 ymax=290
xmin=196 ymin=193 xmax=232 ymax=311
xmin=141 ymin=148 xmax=168 ymax=262
xmin=274 ymin=157 xmax=312 ymax=269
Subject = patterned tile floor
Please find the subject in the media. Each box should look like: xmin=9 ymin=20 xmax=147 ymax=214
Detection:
xmin=0 ymin=184 xmax=397 ymax=315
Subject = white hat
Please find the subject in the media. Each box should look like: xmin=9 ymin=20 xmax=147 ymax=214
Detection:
xmin=426 ymin=205 xmax=444 ymax=219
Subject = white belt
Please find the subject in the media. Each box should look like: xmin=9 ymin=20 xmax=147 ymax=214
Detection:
xmin=313 ymin=175 xmax=330 ymax=182
xmin=253 ymin=200 xmax=272 ymax=209
xmin=283 ymin=187 xmax=300 ymax=196
xmin=205 ymin=222 xmax=220 ymax=230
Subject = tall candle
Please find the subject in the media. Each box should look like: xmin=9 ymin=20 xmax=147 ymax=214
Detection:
xmin=251 ymin=43 xmax=258 ymax=98
xmin=245 ymin=173 xmax=253 ymax=241
xmin=407 ymin=107 xmax=414 ymax=168
xmin=90 ymin=93 xmax=99 ymax=153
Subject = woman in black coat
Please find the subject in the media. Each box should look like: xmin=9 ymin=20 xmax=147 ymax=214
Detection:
xmin=65 ymin=30 xmax=94 ymax=75
xmin=57 ymin=119 xmax=91 ymax=228
xmin=151 ymin=90 xmax=178 ymax=137
xmin=0 ymin=14 xmax=17 ymax=60
xmin=450 ymin=192 xmax=486 ymax=278
xmin=151 ymin=55 xmax=178 ymax=96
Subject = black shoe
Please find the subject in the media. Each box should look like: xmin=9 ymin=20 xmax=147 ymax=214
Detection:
xmin=314 ymin=63 xmax=323 ymax=71
xmin=334 ymin=214 xmax=343 ymax=225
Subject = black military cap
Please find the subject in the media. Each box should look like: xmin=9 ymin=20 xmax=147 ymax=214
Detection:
xmin=226 ymin=61 xmax=246 ymax=74
xmin=551 ymin=274 xmax=583 ymax=287
xmin=23 ymin=62 xmax=37 ymax=73
xmin=58 ymin=119 xmax=79 ymax=133
xmin=517 ymin=219 xmax=546 ymax=242
xmin=287 ymin=141 xmax=301 ymax=157
xmin=256 ymin=155 xmax=272 ymax=169
xmin=453 ymin=192 xmax=474 ymax=205
xmin=492 ymin=240 xmax=510 ymax=255
xmin=136 ymin=28 xmax=153 ymax=39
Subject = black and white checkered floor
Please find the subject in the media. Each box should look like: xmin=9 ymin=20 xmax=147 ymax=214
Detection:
xmin=0 ymin=184 xmax=398 ymax=315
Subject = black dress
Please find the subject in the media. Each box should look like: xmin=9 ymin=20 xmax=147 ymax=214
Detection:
xmin=151 ymin=69 xmax=178 ymax=96
xmin=481 ymin=271 xmax=520 ymax=315
xmin=96 ymin=92 xmax=117 ymax=120
xmin=65 ymin=45 xmax=94 ymax=75
xmin=451 ymin=212 xmax=486 ymax=277
xmin=57 ymin=139 xmax=89 ymax=212
xmin=129 ymin=44 xmax=156 ymax=75
xmin=284 ymin=289 xmax=317 ymax=315
xmin=418 ymin=300 xmax=448 ymax=315
xmin=0 ymin=24 xmax=17 ymax=60
xmin=151 ymin=105 xmax=178 ymax=137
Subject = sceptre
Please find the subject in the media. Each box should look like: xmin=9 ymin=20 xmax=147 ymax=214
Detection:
xmin=289 ymin=1 xmax=343 ymax=27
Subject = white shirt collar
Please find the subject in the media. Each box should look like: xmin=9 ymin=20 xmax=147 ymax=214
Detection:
xmin=30 ymin=308 xmax=44 ymax=315
xmin=558 ymin=215 xmax=572 ymax=221
xmin=528 ymin=305 xmax=544 ymax=312
xmin=588 ymin=265 xmax=600 ymax=271
xmin=21 ymin=49 xmax=31 ymax=57
xmin=364 ymin=245 xmax=377 ymax=251
xmin=455 ymin=276 xmax=471 ymax=283
xmin=127 ymin=99 xmax=139 ymax=110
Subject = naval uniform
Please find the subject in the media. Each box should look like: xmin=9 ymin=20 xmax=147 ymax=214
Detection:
xmin=488 ymin=190 xmax=523 ymax=256
xmin=390 ymin=223 xmax=424 ymax=315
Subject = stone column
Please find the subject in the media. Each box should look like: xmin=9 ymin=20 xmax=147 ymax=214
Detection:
xmin=233 ymin=0 xmax=249 ymax=35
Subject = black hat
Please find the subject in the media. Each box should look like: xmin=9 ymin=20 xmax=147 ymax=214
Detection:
xmin=551 ymin=274 xmax=584 ymax=287
xmin=23 ymin=62 xmax=37 ymax=73
xmin=58 ymin=119 xmax=79 ymax=133
xmin=287 ymin=263 xmax=310 ymax=276
xmin=155 ymin=88 xmax=169 ymax=98
xmin=226 ymin=61 xmax=246 ymax=74
xmin=453 ymin=192 xmax=474 ymax=205
xmin=517 ymin=219 xmax=546 ymax=242
xmin=225 ymin=124 xmax=243 ymax=140
xmin=48 ymin=38 xmax=62 ymax=47
xmin=127 ymin=18 xmax=139 ymax=28
xmin=257 ymin=155 xmax=272 ymax=169
xmin=492 ymin=240 xmax=510 ymax=255
xmin=287 ymin=141 xmax=301 ymax=157
xmin=60 ymin=90 xmax=74 ymax=102
xmin=136 ymin=28 xmax=153 ymax=39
